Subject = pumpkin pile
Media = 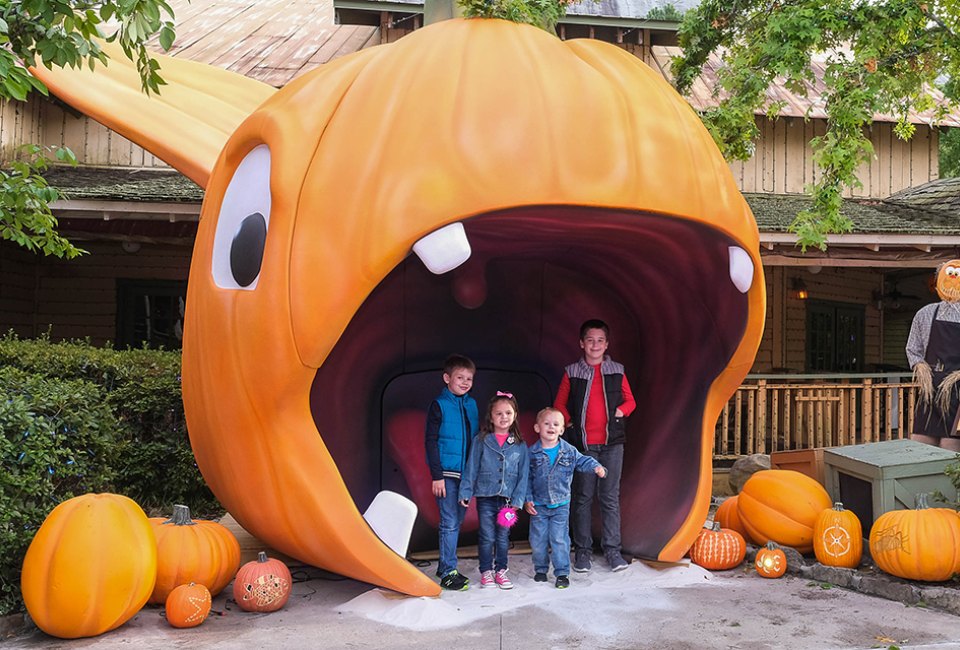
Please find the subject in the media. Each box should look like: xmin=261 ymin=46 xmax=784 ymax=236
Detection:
xmin=20 ymin=493 xmax=298 ymax=639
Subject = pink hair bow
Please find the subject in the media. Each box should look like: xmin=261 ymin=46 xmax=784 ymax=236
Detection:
xmin=496 ymin=390 xmax=514 ymax=399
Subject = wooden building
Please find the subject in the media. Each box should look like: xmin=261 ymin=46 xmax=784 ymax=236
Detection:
xmin=2 ymin=0 xmax=958 ymax=456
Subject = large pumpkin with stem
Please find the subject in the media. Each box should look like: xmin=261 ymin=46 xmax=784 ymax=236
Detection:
xmin=869 ymin=493 xmax=960 ymax=581
xmin=30 ymin=16 xmax=765 ymax=596
xmin=737 ymin=470 xmax=832 ymax=552
xmin=149 ymin=504 xmax=241 ymax=604
xmin=813 ymin=502 xmax=862 ymax=569
xmin=20 ymin=493 xmax=157 ymax=639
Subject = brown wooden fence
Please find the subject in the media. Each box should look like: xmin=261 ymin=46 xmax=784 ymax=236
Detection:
xmin=714 ymin=374 xmax=917 ymax=458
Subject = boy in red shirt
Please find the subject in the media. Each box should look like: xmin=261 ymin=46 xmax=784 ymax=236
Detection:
xmin=553 ymin=319 xmax=636 ymax=572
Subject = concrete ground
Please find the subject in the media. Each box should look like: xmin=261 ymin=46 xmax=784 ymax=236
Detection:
xmin=9 ymin=553 xmax=960 ymax=650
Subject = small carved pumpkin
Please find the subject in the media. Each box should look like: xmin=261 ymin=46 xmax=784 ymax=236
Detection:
xmin=149 ymin=504 xmax=241 ymax=604
xmin=737 ymin=470 xmax=832 ymax=552
xmin=813 ymin=502 xmax=862 ymax=569
xmin=233 ymin=552 xmax=292 ymax=612
xmin=869 ymin=493 xmax=960 ymax=581
xmin=20 ymin=493 xmax=157 ymax=639
xmin=714 ymin=496 xmax=750 ymax=539
xmin=165 ymin=583 xmax=212 ymax=628
xmin=689 ymin=522 xmax=746 ymax=571
xmin=755 ymin=542 xmax=787 ymax=578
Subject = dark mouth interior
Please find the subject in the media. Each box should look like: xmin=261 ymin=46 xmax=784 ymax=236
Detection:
xmin=311 ymin=206 xmax=749 ymax=558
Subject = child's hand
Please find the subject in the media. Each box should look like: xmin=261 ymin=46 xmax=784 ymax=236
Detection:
xmin=524 ymin=502 xmax=537 ymax=516
xmin=459 ymin=499 xmax=469 ymax=508
xmin=595 ymin=465 xmax=607 ymax=478
xmin=432 ymin=480 xmax=446 ymax=498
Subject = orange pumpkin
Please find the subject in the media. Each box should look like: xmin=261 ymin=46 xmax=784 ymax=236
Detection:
xmin=689 ymin=522 xmax=746 ymax=570
xmin=149 ymin=504 xmax=241 ymax=604
xmin=869 ymin=493 xmax=960 ymax=581
xmin=737 ymin=470 xmax=832 ymax=552
xmin=936 ymin=259 xmax=960 ymax=302
xmin=20 ymin=493 xmax=157 ymax=639
xmin=233 ymin=552 xmax=292 ymax=613
xmin=714 ymin=496 xmax=750 ymax=539
xmin=755 ymin=542 xmax=787 ymax=578
xmin=165 ymin=583 xmax=212 ymax=628
xmin=31 ymin=17 xmax=766 ymax=596
xmin=813 ymin=502 xmax=862 ymax=569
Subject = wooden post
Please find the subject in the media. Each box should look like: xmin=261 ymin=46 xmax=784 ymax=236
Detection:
xmin=757 ymin=380 xmax=767 ymax=454
xmin=863 ymin=378 xmax=873 ymax=442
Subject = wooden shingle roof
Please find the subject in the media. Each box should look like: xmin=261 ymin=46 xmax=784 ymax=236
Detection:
xmin=650 ymin=46 xmax=960 ymax=128
xmin=153 ymin=0 xmax=378 ymax=87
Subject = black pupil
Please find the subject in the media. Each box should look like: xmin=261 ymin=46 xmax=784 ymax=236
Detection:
xmin=230 ymin=213 xmax=267 ymax=287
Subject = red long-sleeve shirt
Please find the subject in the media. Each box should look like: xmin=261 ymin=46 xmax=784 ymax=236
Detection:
xmin=554 ymin=365 xmax=636 ymax=445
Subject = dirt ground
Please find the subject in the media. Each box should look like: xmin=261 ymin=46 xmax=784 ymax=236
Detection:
xmin=8 ymin=553 xmax=960 ymax=650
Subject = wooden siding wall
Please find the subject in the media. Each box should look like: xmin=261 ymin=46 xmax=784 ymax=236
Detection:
xmin=0 ymin=240 xmax=191 ymax=345
xmin=751 ymin=267 xmax=883 ymax=373
xmin=0 ymin=98 xmax=42 ymax=162
xmin=731 ymin=117 xmax=939 ymax=198
xmin=38 ymin=100 xmax=169 ymax=169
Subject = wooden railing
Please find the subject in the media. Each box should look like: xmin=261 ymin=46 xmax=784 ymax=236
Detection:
xmin=714 ymin=373 xmax=917 ymax=458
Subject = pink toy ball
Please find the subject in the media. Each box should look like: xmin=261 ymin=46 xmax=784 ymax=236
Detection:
xmin=497 ymin=506 xmax=518 ymax=528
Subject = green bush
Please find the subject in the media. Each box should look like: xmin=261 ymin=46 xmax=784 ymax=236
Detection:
xmin=0 ymin=333 xmax=219 ymax=615
xmin=0 ymin=367 xmax=117 ymax=615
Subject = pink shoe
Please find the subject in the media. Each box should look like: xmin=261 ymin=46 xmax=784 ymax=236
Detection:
xmin=495 ymin=568 xmax=514 ymax=590
xmin=480 ymin=570 xmax=495 ymax=588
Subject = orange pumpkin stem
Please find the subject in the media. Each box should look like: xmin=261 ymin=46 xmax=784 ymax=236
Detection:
xmin=832 ymin=502 xmax=845 ymax=511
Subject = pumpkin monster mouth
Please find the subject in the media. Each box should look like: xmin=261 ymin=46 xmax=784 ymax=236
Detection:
xmin=309 ymin=206 xmax=750 ymax=558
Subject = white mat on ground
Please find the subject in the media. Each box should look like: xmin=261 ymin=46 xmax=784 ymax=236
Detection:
xmin=339 ymin=555 xmax=723 ymax=632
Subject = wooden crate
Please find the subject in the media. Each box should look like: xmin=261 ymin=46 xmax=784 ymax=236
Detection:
xmin=823 ymin=439 xmax=958 ymax=536
xmin=770 ymin=448 xmax=826 ymax=485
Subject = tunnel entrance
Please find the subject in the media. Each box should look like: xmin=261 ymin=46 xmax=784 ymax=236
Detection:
xmin=311 ymin=206 xmax=748 ymax=557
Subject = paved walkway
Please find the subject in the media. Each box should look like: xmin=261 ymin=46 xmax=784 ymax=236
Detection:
xmin=10 ymin=555 xmax=960 ymax=649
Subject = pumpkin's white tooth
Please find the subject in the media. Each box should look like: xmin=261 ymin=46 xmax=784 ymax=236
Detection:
xmin=413 ymin=222 xmax=471 ymax=274
xmin=728 ymin=246 xmax=754 ymax=294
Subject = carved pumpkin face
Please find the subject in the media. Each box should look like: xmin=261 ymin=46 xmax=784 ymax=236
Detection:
xmin=32 ymin=18 xmax=765 ymax=597
xmin=937 ymin=259 xmax=960 ymax=302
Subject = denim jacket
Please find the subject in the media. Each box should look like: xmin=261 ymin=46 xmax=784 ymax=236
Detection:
xmin=526 ymin=439 xmax=601 ymax=506
xmin=459 ymin=433 xmax=530 ymax=508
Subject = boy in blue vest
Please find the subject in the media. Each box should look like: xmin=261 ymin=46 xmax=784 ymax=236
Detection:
xmin=554 ymin=319 xmax=636 ymax=573
xmin=425 ymin=354 xmax=479 ymax=590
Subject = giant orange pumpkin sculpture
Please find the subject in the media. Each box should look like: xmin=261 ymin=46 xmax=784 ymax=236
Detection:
xmin=31 ymin=17 xmax=765 ymax=596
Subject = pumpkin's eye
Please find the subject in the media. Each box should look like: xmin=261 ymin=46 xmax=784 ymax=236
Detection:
xmin=947 ymin=266 xmax=957 ymax=278
xmin=212 ymin=145 xmax=272 ymax=290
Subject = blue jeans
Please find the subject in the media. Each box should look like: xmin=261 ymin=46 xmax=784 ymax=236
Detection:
xmin=529 ymin=503 xmax=571 ymax=577
xmin=436 ymin=477 xmax=466 ymax=576
xmin=476 ymin=496 xmax=510 ymax=572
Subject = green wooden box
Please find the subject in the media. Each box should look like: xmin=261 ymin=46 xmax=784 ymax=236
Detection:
xmin=822 ymin=439 xmax=958 ymax=536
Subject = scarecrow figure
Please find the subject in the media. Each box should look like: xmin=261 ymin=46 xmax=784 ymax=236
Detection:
xmin=907 ymin=259 xmax=960 ymax=451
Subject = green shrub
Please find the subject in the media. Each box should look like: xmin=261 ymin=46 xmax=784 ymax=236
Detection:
xmin=0 ymin=366 xmax=116 ymax=616
xmin=0 ymin=333 xmax=220 ymax=615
